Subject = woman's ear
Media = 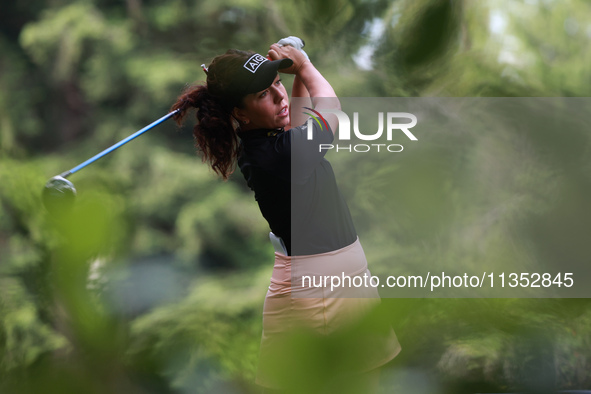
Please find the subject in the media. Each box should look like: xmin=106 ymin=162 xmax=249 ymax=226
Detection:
xmin=232 ymin=107 xmax=250 ymax=125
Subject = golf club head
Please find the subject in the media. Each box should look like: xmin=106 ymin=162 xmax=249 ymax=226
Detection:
xmin=43 ymin=175 xmax=77 ymax=215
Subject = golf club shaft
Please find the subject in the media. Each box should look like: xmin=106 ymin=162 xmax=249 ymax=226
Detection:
xmin=59 ymin=109 xmax=179 ymax=178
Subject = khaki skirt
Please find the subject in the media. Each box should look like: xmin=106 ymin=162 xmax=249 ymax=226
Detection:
xmin=256 ymin=237 xmax=401 ymax=389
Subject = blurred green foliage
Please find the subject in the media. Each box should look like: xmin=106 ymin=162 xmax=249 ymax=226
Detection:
xmin=1 ymin=0 xmax=591 ymax=392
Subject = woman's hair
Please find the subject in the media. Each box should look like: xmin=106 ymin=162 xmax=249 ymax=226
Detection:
xmin=171 ymin=49 xmax=255 ymax=180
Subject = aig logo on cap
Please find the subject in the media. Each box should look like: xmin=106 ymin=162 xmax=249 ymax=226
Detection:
xmin=243 ymin=54 xmax=267 ymax=73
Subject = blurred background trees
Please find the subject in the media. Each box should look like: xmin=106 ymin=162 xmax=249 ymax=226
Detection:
xmin=1 ymin=0 xmax=591 ymax=392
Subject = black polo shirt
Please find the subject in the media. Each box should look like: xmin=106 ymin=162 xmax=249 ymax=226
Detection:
xmin=237 ymin=121 xmax=357 ymax=256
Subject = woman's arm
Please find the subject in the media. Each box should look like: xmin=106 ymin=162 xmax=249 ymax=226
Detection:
xmin=288 ymin=74 xmax=312 ymax=129
xmin=268 ymin=44 xmax=340 ymax=134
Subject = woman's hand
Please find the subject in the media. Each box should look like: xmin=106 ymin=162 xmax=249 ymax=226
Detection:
xmin=268 ymin=44 xmax=309 ymax=75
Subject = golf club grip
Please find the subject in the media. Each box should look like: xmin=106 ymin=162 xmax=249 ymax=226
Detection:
xmin=63 ymin=109 xmax=180 ymax=177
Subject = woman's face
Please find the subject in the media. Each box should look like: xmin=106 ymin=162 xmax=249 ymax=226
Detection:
xmin=235 ymin=74 xmax=290 ymax=130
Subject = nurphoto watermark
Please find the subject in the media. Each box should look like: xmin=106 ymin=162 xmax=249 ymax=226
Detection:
xmin=305 ymin=108 xmax=418 ymax=153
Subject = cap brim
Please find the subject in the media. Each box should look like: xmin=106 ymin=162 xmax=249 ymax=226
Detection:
xmin=245 ymin=58 xmax=293 ymax=94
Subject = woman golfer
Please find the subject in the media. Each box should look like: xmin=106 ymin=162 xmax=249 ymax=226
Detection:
xmin=172 ymin=40 xmax=400 ymax=392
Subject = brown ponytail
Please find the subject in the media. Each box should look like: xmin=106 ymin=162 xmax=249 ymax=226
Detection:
xmin=171 ymin=49 xmax=256 ymax=180
xmin=171 ymin=85 xmax=238 ymax=180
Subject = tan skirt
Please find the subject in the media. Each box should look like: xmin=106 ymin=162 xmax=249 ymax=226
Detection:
xmin=256 ymin=237 xmax=401 ymax=389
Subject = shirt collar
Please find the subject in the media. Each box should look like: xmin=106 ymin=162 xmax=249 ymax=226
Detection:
xmin=238 ymin=128 xmax=285 ymax=140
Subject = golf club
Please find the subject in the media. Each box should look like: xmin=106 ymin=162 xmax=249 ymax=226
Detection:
xmin=42 ymin=109 xmax=179 ymax=214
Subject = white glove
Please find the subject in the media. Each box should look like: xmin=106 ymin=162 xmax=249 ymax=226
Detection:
xmin=277 ymin=36 xmax=309 ymax=61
